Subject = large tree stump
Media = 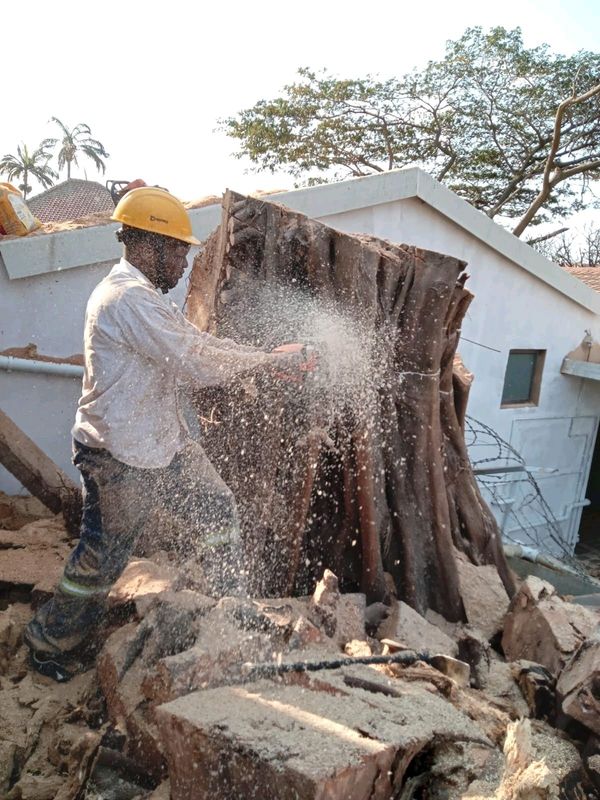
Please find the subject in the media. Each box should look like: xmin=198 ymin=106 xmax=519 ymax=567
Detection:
xmin=185 ymin=192 xmax=515 ymax=618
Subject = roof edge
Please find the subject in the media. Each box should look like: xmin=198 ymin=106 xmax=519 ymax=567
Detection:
xmin=27 ymin=178 xmax=110 ymax=203
xmin=1 ymin=167 xmax=599 ymax=316
xmin=413 ymin=169 xmax=600 ymax=315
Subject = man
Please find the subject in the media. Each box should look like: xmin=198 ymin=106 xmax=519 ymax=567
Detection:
xmin=25 ymin=187 xmax=310 ymax=682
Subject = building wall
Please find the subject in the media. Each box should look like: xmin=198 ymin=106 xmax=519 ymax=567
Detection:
xmin=1 ymin=189 xmax=599 ymax=555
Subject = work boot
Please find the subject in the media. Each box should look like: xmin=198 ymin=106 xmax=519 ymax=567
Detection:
xmin=28 ymin=650 xmax=77 ymax=683
xmin=26 ymin=641 xmax=98 ymax=683
xmin=24 ymin=618 xmax=99 ymax=683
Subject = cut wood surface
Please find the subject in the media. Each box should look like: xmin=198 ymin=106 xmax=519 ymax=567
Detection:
xmin=185 ymin=192 xmax=515 ymax=615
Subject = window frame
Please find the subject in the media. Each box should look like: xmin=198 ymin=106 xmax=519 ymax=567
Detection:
xmin=500 ymin=348 xmax=546 ymax=409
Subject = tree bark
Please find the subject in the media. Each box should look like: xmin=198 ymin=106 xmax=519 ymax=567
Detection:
xmin=185 ymin=192 xmax=515 ymax=616
xmin=512 ymin=82 xmax=600 ymax=237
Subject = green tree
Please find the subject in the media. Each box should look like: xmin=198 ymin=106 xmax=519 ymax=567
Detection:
xmin=0 ymin=142 xmax=57 ymax=199
xmin=43 ymin=117 xmax=109 ymax=180
xmin=223 ymin=27 xmax=600 ymax=236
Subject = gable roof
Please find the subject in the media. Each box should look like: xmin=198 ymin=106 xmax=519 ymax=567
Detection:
xmin=27 ymin=179 xmax=113 ymax=223
xmin=563 ymin=266 xmax=600 ymax=293
xmin=1 ymin=167 xmax=599 ymax=315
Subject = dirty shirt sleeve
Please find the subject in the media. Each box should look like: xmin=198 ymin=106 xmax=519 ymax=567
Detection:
xmin=114 ymin=289 xmax=277 ymax=386
xmin=169 ymin=302 xmax=262 ymax=355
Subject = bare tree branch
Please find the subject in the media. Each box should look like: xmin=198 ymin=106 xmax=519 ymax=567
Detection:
xmin=513 ymin=82 xmax=600 ymax=236
xmin=526 ymin=227 xmax=569 ymax=245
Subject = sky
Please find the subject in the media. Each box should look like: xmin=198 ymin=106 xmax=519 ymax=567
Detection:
xmin=2 ymin=0 xmax=599 ymax=227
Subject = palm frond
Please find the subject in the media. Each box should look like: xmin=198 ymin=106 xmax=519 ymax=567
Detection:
xmin=0 ymin=152 xmax=19 ymax=170
xmin=84 ymin=137 xmax=110 ymax=157
xmin=39 ymin=137 xmax=58 ymax=152
xmin=80 ymin=145 xmax=107 ymax=173
xmin=0 ymin=156 xmax=23 ymax=181
xmin=31 ymin=166 xmax=57 ymax=187
xmin=73 ymin=123 xmax=92 ymax=137
xmin=50 ymin=117 xmax=71 ymax=138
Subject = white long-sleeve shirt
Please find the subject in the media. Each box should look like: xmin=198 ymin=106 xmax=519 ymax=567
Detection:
xmin=72 ymin=258 xmax=279 ymax=468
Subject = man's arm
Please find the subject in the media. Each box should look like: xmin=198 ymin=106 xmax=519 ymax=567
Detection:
xmin=115 ymin=289 xmax=301 ymax=385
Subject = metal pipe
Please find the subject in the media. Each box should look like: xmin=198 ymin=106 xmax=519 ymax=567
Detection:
xmin=474 ymin=465 xmax=559 ymax=475
xmin=504 ymin=542 xmax=600 ymax=585
xmin=474 ymin=465 xmax=527 ymax=475
xmin=0 ymin=355 xmax=83 ymax=378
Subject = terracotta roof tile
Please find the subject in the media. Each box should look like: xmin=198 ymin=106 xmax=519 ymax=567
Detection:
xmin=564 ymin=266 xmax=600 ymax=293
xmin=27 ymin=179 xmax=113 ymax=223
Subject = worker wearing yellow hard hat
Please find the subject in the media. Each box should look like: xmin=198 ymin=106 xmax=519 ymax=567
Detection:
xmin=25 ymin=186 xmax=315 ymax=682
xmin=111 ymin=187 xmax=201 ymax=294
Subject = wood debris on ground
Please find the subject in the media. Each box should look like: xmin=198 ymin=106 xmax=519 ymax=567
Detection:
xmin=1 ymin=495 xmax=600 ymax=799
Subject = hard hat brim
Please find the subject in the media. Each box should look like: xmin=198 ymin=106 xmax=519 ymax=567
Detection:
xmin=183 ymin=233 xmax=202 ymax=246
xmin=112 ymin=217 xmax=202 ymax=246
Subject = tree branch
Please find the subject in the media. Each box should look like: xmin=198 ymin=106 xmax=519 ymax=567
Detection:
xmin=512 ymin=82 xmax=600 ymax=237
xmin=526 ymin=227 xmax=569 ymax=245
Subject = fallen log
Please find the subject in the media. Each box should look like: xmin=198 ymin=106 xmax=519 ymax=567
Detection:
xmin=185 ymin=192 xmax=515 ymax=615
xmin=0 ymin=408 xmax=81 ymax=532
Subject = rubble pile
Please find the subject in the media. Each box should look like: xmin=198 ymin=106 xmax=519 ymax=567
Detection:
xmin=1 ymin=498 xmax=600 ymax=799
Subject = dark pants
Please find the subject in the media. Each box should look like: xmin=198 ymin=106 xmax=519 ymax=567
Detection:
xmin=25 ymin=439 xmax=244 ymax=658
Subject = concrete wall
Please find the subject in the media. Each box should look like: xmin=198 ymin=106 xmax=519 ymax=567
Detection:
xmin=1 ymin=176 xmax=598 ymax=555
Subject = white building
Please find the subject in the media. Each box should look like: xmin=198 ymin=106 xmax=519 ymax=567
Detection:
xmin=2 ymin=168 xmax=599 ymax=556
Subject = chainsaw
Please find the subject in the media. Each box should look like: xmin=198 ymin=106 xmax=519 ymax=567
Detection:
xmin=106 ymin=179 xmax=170 ymax=207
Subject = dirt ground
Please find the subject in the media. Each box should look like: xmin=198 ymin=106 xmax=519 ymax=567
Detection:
xmin=1 ymin=496 xmax=600 ymax=799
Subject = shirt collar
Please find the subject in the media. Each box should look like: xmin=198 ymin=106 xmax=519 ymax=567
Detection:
xmin=117 ymin=257 xmax=157 ymax=291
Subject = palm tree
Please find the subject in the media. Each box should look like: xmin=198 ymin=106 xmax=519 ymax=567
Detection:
xmin=0 ymin=143 xmax=58 ymax=198
xmin=43 ymin=117 xmax=109 ymax=180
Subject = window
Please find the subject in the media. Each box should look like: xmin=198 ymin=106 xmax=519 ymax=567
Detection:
xmin=501 ymin=349 xmax=546 ymax=407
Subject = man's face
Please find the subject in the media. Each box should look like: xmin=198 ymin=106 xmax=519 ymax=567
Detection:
xmin=158 ymin=238 xmax=191 ymax=292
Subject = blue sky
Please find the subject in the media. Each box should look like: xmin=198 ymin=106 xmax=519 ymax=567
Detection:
xmin=3 ymin=0 xmax=599 ymax=222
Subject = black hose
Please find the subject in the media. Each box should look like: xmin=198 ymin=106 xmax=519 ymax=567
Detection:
xmin=241 ymin=649 xmax=432 ymax=682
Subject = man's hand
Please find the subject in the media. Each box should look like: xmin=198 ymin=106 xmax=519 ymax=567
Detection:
xmin=271 ymin=343 xmax=318 ymax=382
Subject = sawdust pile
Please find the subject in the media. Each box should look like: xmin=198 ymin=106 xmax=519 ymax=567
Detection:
xmin=0 ymin=211 xmax=115 ymax=240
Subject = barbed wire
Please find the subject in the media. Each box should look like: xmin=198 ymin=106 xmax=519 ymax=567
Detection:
xmin=465 ymin=415 xmax=589 ymax=575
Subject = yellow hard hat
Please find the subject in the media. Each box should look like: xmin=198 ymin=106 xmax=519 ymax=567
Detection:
xmin=111 ymin=186 xmax=201 ymax=245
